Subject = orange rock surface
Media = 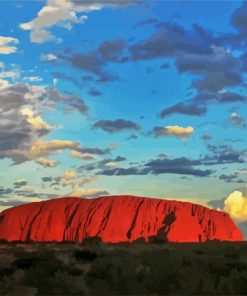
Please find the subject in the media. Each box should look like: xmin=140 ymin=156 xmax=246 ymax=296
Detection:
xmin=0 ymin=195 xmax=243 ymax=242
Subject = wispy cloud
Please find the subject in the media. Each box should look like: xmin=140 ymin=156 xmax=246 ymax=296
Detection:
xmin=92 ymin=119 xmax=141 ymax=133
xmin=0 ymin=36 xmax=19 ymax=54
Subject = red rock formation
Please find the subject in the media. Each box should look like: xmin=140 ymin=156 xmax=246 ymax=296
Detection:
xmin=0 ymin=195 xmax=243 ymax=243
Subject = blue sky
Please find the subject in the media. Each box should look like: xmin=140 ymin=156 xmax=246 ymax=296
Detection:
xmin=0 ymin=0 xmax=247 ymax=212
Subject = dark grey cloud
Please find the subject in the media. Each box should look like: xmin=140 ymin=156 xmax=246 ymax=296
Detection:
xmin=204 ymin=144 xmax=247 ymax=165
xmin=75 ymin=146 xmax=111 ymax=155
xmin=92 ymin=119 xmax=141 ymax=133
xmin=97 ymin=156 xmax=213 ymax=177
xmin=176 ymin=45 xmax=240 ymax=73
xmin=191 ymin=72 xmax=242 ymax=93
xmin=231 ymin=2 xmax=247 ymax=41
xmin=0 ymin=84 xmax=30 ymax=112
xmin=88 ymin=88 xmax=102 ymax=96
xmin=219 ymin=173 xmax=246 ymax=184
xmin=160 ymin=101 xmax=207 ymax=117
xmin=160 ymin=91 xmax=246 ymax=118
xmin=218 ymin=92 xmax=246 ymax=103
xmin=98 ymin=167 xmax=147 ymax=176
xmin=61 ymin=9 xmax=246 ymax=118
xmin=133 ymin=18 xmax=158 ymax=29
xmin=13 ymin=180 xmax=27 ymax=188
xmin=68 ymin=53 xmax=99 ymax=73
xmin=96 ymin=143 xmax=247 ymax=178
xmin=0 ymin=199 xmax=26 ymax=207
xmin=200 ymin=135 xmax=212 ymax=141
xmin=129 ymin=21 xmax=246 ymax=117
xmin=115 ymin=156 xmax=126 ymax=162
xmin=0 ymin=187 xmax=13 ymax=196
xmin=241 ymin=52 xmax=247 ymax=71
xmin=0 ymin=184 xmax=56 ymax=203
xmin=61 ymin=39 xmax=127 ymax=82
xmin=126 ymin=134 xmax=138 ymax=140
xmin=42 ymin=177 xmax=53 ymax=183
xmin=96 ymin=73 xmax=119 ymax=83
xmin=49 ymin=177 xmax=62 ymax=187
xmin=160 ymin=63 xmax=170 ymax=69
xmin=130 ymin=23 xmax=207 ymax=60
xmin=59 ymin=14 xmax=246 ymax=120
xmin=14 ymin=189 xmax=57 ymax=199
xmin=46 ymin=88 xmax=88 ymax=114
xmin=98 ymin=39 xmax=127 ymax=61
xmin=143 ymin=157 xmax=211 ymax=176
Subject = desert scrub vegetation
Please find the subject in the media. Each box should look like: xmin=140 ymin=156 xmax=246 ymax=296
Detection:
xmin=0 ymin=241 xmax=247 ymax=295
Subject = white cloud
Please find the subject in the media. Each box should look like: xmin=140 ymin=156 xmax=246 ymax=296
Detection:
xmin=19 ymin=0 xmax=129 ymax=43
xmin=68 ymin=188 xmax=108 ymax=198
xmin=20 ymin=0 xmax=90 ymax=43
xmin=15 ymin=178 xmax=27 ymax=183
xmin=30 ymin=140 xmax=80 ymax=159
xmin=23 ymin=76 xmax=43 ymax=82
xmin=71 ymin=150 xmax=96 ymax=160
xmin=40 ymin=53 xmax=57 ymax=62
xmin=46 ymin=170 xmax=94 ymax=189
xmin=0 ymin=70 xmax=20 ymax=80
xmin=105 ymin=161 xmax=118 ymax=168
xmin=224 ymin=190 xmax=247 ymax=221
xmin=231 ymin=111 xmax=243 ymax=125
xmin=35 ymin=157 xmax=57 ymax=167
xmin=153 ymin=125 xmax=194 ymax=139
xmin=163 ymin=126 xmax=194 ymax=136
xmin=239 ymin=169 xmax=247 ymax=174
xmin=0 ymin=36 xmax=19 ymax=54
xmin=0 ymin=79 xmax=10 ymax=90
xmin=20 ymin=108 xmax=52 ymax=132
xmin=31 ymin=28 xmax=57 ymax=44
xmin=63 ymin=177 xmax=89 ymax=188
xmin=63 ymin=170 xmax=76 ymax=181
xmin=20 ymin=21 xmax=33 ymax=30
xmin=0 ymin=64 xmax=20 ymax=91
xmin=53 ymin=78 xmax=58 ymax=86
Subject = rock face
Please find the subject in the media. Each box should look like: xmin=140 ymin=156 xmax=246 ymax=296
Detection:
xmin=0 ymin=195 xmax=243 ymax=243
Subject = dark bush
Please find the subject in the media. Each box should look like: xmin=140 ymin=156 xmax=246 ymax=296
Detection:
xmin=12 ymin=256 xmax=44 ymax=270
xmin=83 ymin=236 xmax=102 ymax=245
xmin=73 ymin=249 xmax=98 ymax=262
xmin=1 ymin=242 xmax=247 ymax=295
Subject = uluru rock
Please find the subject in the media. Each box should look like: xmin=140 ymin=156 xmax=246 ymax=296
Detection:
xmin=0 ymin=195 xmax=243 ymax=243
